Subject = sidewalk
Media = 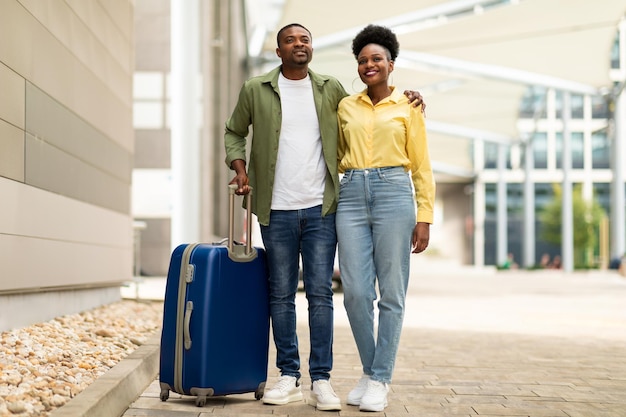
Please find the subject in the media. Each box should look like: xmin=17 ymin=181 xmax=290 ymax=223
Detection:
xmin=55 ymin=258 xmax=626 ymax=416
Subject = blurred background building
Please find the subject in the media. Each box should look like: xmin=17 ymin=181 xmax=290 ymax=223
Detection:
xmin=1 ymin=0 xmax=625 ymax=331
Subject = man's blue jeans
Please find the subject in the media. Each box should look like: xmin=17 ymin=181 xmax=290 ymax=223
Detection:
xmin=260 ymin=205 xmax=336 ymax=381
xmin=336 ymin=167 xmax=415 ymax=383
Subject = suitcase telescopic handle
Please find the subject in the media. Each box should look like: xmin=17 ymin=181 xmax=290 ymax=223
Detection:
xmin=227 ymin=184 xmax=258 ymax=262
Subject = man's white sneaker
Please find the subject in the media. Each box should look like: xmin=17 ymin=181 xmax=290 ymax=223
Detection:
xmin=263 ymin=375 xmax=303 ymax=405
xmin=346 ymin=374 xmax=370 ymax=405
xmin=359 ymin=379 xmax=389 ymax=412
xmin=309 ymin=379 xmax=342 ymax=411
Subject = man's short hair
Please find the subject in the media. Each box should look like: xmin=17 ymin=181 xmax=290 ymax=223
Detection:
xmin=276 ymin=23 xmax=312 ymax=47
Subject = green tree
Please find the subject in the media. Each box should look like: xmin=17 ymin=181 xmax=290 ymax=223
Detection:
xmin=539 ymin=184 xmax=606 ymax=268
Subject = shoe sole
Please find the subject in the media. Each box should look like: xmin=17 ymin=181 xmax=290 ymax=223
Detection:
xmin=346 ymin=395 xmax=363 ymax=405
xmin=309 ymin=398 xmax=342 ymax=411
xmin=262 ymin=391 xmax=303 ymax=405
xmin=359 ymin=399 xmax=388 ymax=412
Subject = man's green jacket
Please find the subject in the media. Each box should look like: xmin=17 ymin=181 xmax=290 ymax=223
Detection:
xmin=224 ymin=66 xmax=347 ymax=226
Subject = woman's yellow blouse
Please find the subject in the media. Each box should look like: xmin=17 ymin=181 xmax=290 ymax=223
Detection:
xmin=337 ymin=87 xmax=435 ymax=224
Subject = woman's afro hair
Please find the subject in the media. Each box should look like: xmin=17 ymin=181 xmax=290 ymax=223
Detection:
xmin=351 ymin=24 xmax=399 ymax=61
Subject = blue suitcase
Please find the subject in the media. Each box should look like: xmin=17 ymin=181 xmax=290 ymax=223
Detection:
xmin=159 ymin=186 xmax=269 ymax=406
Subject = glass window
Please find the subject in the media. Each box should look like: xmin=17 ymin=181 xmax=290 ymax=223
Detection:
xmin=484 ymin=183 xmax=524 ymax=216
xmin=484 ymin=143 xmax=513 ymax=169
xmin=556 ymin=132 xmax=584 ymax=169
xmin=592 ymin=183 xmax=611 ymax=216
xmin=482 ymin=183 xmax=528 ymax=266
xmin=532 ymin=132 xmax=547 ymax=169
xmin=555 ymin=91 xmax=584 ymax=119
xmin=592 ymin=129 xmax=610 ymax=169
xmin=519 ymin=86 xmax=547 ymax=118
xmin=484 ymin=142 xmax=497 ymax=169
xmin=484 ymin=183 xmax=544 ymax=265
xmin=133 ymin=71 xmax=166 ymax=129
xmin=591 ymin=95 xmax=609 ymax=119
xmin=133 ymin=72 xmax=164 ymax=99
xmin=134 ymin=102 xmax=164 ymax=129
xmin=485 ymin=183 xmax=497 ymax=215
xmin=534 ymin=183 xmax=561 ymax=266
xmin=506 ymin=146 xmax=514 ymax=170
xmin=520 ymin=143 xmax=528 ymax=167
xmin=507 ymin=183 xmax=523 ymax=215
xmin=611 ymin=33 xmax=620 ymax=69
xmin=534 ymin=183 xmax=556 ymax=214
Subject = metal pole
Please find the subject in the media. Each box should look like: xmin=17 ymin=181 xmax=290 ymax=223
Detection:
xmin=523 ymin=141 xmax=535 ymax=268
xmin=474 ymin=180 xmax=485 ymax=267
xmin=473 ymin=138 xmax=485 ymax=267
xmin=561 ymin=91 xmax=574 ymax=272
xmin=496 ymin=143 xmax=508 ymax=266
xmin=171 ymin=0 xmax=201 ymax=249
xmin=611 ymin=88 xmax=626 ymax=259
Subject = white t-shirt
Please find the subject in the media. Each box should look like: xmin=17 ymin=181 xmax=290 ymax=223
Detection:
xmin=272 ymin=73 xmax=325 ymax=210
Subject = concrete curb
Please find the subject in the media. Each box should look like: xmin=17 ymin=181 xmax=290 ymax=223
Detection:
xmin=51 ymin=333 xmax=160 ymax=417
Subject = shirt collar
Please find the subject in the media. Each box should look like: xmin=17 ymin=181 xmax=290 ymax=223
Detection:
xmin=356 ymin=86 xmax=401 ymax=105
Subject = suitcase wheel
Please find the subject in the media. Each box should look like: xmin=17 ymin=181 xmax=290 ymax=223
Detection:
xmin=160 ymin=388 xmax=169 ymax=402
xmin=195 ymin=396 xmax=207 ymax=407
xmin=190 ymin=387 xmax=213 ymax=407
xmin=255 ymin=382 xmax=266 ymax=400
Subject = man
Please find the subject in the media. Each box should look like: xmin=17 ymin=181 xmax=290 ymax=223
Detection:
xmin=224 ymin=23 xmax=422 ymax=411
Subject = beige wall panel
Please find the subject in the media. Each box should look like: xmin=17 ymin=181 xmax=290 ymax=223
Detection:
xmin=94 ymin=0 xmax=134 ymax=43
xmin=0 ymin=1 xmax=133 ymax=151
xmin=18 ymin=0 xmax=132 ymax=103
xmin=65 ymin=66 xmax=133 ymax=152
xmin=0 ymin=121 xmax=25 ymax=181
xmin=0 ymin=1 xmax=34 ymax=83
xmin=0 ymin=234 xmax=131 ymax=292
xmin=64 ymin=0 xmax=133 ymax=72
xmin=0 ymin=178 xmax=132 ymax=248
xmin=25 ymin=83 xmax=132 ymax=181
xmin=25 ymin=134 xmax=131 ymax=214
xmin=0 ymin=62 xmax=25 ymax=129
xmin=30 ymin=28 xmax=133 ymax=151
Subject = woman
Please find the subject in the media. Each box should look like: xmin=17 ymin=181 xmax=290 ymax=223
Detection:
xmin=336 ymin=24 xmax=435 ymax=412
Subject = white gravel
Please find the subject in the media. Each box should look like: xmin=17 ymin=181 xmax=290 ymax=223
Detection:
xmin=0 ymin=300 xmax=163 ymax=417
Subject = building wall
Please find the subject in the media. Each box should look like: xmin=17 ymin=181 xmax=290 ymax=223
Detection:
xmin=0 ymin=0 xmax=135 ymax=331
xmin=436 ymin=183 xmax=473 ymax=264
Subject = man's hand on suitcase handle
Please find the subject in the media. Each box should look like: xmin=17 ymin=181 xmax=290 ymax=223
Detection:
xmin=230 ymin=159 xmax=251 ymax=195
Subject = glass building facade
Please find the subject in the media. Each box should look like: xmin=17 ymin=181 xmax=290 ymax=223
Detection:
xmin=481 ymin=21 xmax=625 ymax=267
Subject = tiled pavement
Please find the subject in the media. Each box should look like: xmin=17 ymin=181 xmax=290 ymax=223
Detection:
xmin=64 ymin=258 xmax=626 ymax=417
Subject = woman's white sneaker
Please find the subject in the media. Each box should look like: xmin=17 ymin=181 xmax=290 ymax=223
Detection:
xmin=262 ymin=375 xmax=303 ymax=405
xmin=309 ymin=379 xmax=342 ymax=411
xmin=346 ymin=374 xmax=370 ymax=405
xmin=359 ymin=379 xmax=389 ymax=412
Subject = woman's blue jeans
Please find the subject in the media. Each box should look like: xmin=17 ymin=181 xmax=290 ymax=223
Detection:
xmin=260 ymin=205 xmax=336 ymax=381
xmin=336 ymin=167 xmax=415 ymax=383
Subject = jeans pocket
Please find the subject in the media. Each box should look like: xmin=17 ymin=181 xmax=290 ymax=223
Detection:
xmin=380 ymin=169 xmax=410 ymax=186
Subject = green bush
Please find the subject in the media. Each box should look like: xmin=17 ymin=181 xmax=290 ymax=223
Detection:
xmin=539 ymin=184 xmax=606 ymax=269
